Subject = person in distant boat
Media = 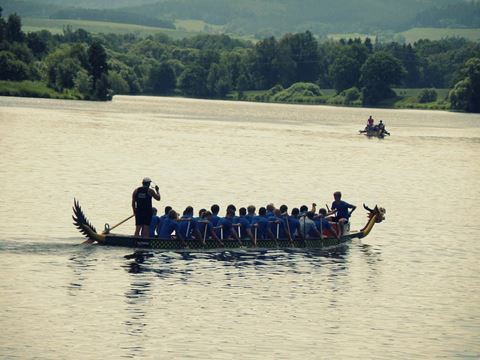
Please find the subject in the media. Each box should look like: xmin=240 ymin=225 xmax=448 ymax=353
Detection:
xmin=330 ymin=191 xmax=356 ymax=235
xmin=132 ymin=177 xmax=160 ymax=238
xmin=377 ymin=120 xmax=390 ymax=136
xmin=149 ymin=207 xmax=161 ymax=237
xmin=366 ymin=115 xmax=375 ymax=131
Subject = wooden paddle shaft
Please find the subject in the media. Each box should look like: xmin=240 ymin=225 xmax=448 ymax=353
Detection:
xmin=108 ymin=214 xmax=135 ymax=232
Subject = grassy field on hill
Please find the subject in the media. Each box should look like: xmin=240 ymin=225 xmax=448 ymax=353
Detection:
xmin=21 ymin=17 xmax=256 ymax=41
xmin=400 ymin=28 xmax=480 ymax=43
xmin=22 ymin=18 xmax=199 ymax=39
xmin=21 ymin=18 xmax=480 ymax=45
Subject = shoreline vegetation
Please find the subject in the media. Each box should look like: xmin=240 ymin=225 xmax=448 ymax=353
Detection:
xmin=0 ymin=10 xmax=479 ymax=112
xmin=0 ymin=80 xmax=450 ymax=111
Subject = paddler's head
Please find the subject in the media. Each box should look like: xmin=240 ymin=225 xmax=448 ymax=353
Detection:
xmin=142 ymin=177 xmax=152 ymax=187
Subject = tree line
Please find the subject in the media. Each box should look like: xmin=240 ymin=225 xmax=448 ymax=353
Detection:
xmin=1 ymin=9 xmax=479 ymax=111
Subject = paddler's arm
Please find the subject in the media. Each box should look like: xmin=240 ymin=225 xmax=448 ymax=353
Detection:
xmin=149 ymin=186 xmax=161 ymax=201
xmin=348 ymin=204 xmax=357 ymax=217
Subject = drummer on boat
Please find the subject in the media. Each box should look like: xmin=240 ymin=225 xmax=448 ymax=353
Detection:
xmin=132 ymin=177 xmax=160 ymax=238
xmin=329 ymin=191 xmax=356 ymax=235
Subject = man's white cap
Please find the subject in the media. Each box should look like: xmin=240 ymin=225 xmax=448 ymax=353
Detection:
xmin=142 ymin=177 xmax=152 ymax=184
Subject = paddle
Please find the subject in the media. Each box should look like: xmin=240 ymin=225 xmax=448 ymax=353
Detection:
xmin=103 ymin=214 xmax=135 ymax=234
xmin=284 ymin=214 xmax=294 ymax=246
xmin=82 ymin=213 xmax=135 ymax=244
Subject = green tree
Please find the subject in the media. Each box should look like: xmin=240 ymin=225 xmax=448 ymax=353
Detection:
xmin=178 ymin=65 xmax=208 ymax=97
xmin=149 ymin=62 xmax=176 ymax=94
xmin=251 ymin=37 xmax=280 ymax=89
xmin=0 ymin=7 xmax=6 ymax=43
xmin=108 ymin=71 xmax=130 ymax=95
xmin=207 ymin=63 xmax=231 ymax=97
xmin=329 ymin=56 xmax=361 ymax=93
xmin=94 ymin=73 xmax=110 ymax=100
xmin=88 ymin=41 xmax=108 ymax=85
xmin=88 ymin=41 xmax=109 ymax=98
xmin=27 ymin=32 xmax=47 ymax=57
xmin=6 ymin=13 xmax=24 ymax=43
xmin=450 ymin=57 xmax=480 ymax=113
xmin=74 ymin=69 xmax=93 ymax=96
xmin=0 ymin=51 xmax=29 ymax=80
xmin=45 ymin=44 xmax=86 ymax=91
xmin=360 ymin=52 xmax=405 ymax=105
xmin=55 ymin=58 xmax=81 ymax=90
xmin=278 ymin=31 xmax=320 ymax=84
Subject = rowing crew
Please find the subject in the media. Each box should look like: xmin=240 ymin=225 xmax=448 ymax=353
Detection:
xmin=148 ymin=191 xmax=356 ymax=246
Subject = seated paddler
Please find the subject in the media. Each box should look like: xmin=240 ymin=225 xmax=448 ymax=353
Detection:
xmin=235 ymin=207 xmax=254 ymax=243
xmin=285 ymin=207 xmax=301 ymax=241
xmin=197 ymin=210 xmax=223 ymax=245
xmin=158 ymin=209 xmax=184 ymax=242
xmin=251 ymin=207 xmax=275 ymax=241
xmin=178 ymin=206 xmax=203 ymax=242
xmin=315 ymin=208 xmax=340 ymax=239
xmin=216 ymin=206 xmax=240 ymax=242
xmin=299 ymin=211 xmax=322 ymax=239
xmin=149 ymin=207 xmax=161 ymax=237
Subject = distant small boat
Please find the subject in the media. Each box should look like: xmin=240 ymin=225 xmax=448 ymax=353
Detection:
xmin=72 ymin=200 xmax=386 ymax=252
xmin=359 ymin=127 xmax=390 ymax=138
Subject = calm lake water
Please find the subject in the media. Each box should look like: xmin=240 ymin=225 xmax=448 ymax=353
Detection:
xmin=0 ymin=96 xmax=479 ymax=359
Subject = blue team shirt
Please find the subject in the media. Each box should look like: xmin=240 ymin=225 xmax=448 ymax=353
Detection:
xmin=197 ymin=220 xmax=213 ymax=240
xmin=286 ymin=216 xmax=301 ymax=239
xmin=235 ymin=216 xmax=251 ymax=238
xmin=211 ymin=214 xmax=221 ymax=227
xmin=245 ymin=214 xmax=256 ymax=224
xmin=314 ymin=218 xmax=331 ymax=234
xmin=158 ymin=218 xmax=179 ymax=239
xmin=251 ymin=216 xmax=270 ymax=240
xmin=149 ymin=215 xmax=161 ymax=237
xmin=268 ymin=215 xmax=285 ymax=238
xmin=177 ymin=215 xmax=198 ymax=240
xmin=332 ymin=200 xmax=354 ymax=220
xmin=216 ymin=217 xmax=234 ymax=240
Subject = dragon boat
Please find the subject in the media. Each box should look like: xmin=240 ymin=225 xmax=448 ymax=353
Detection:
xmin=72 ymin=199 xmax=385 ymax=252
